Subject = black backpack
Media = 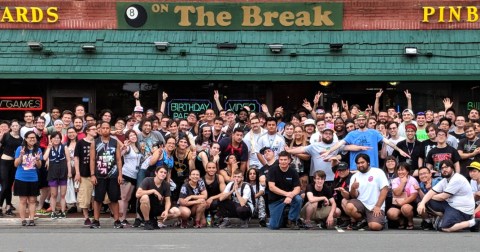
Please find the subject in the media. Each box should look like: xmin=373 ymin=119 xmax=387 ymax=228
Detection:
xmin=230 ymin=182 xmax=256 ymax=207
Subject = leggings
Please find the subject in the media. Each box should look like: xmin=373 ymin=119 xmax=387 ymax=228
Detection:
xmin=0 ymin=159 xmax=15 ymax=207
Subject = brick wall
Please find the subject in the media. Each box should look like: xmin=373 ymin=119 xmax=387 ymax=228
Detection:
xmin=0 ymin=0 xmax=479 ymax=30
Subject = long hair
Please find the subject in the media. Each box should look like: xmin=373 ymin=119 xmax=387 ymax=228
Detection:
xmin=66 ymin=126 xmax=78 ymax=146
xmin=246 ymin=167 xmax=260 ymax=192
xmin=382 ymin=155 xmax=398 ymax=175
xmin=195 ymin=124 xmax=213 ymax=146
xmin=22 ymin=131 xmax=40 ymax=155
xmin=124 ymin=129 xmax=141 ymax=153
xmin=290 ymin=125 xmax=307 ymax=147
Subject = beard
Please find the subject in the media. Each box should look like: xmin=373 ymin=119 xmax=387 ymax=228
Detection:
xmin=274 ymin=114 xmax=282 ymax=120
xmin=322 ymin=137 xmax=333 ymax=144
xmin=441 ymin=171 xmax=453 ymax=179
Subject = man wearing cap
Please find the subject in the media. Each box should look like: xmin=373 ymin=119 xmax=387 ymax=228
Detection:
xmin=286 ymin=128 xmax=340 ymax=187
xmin=332 ymin=162 xmax=353 ymax=228
xmin=222 ymin=109 xmax=236 ymax=136
xmin=426 ymin=129 xmax=461 ymax=175
xmin=256 ymin=117 xmax=285 ymax=165
xmin=417 ymin=160 xmax=477 ymax=232
xmin=132 ymin=105 xmax=144 ymax=132
xmin=321 ymin=112 xmax=410 ymax=170
xmin=303 ymin=119 xmax=317 ymax=142
xmin=467 ymin=162 xmax=480 ymax=224
xmin=458 ymin=123 xmax=480 ymax=178
xmin=398 ymin=109 xmax=418 ymax=138
xmin=392 ymin=123 xmax=424 ymax=172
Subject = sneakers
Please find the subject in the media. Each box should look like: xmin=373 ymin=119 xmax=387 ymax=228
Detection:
xmin=113 ymin=220 xmax=124 ymax=229
xmin=36 ymin=209 xmax=49 ymax=216
xmin=50 ymin=212 xmax=58 ymax=219
xmin=132 ymin=218 xmax=144 ymax=228
xmin=287 ymin=220 xmax=300 ymax=230
xmin=352 ymin=219 xmax=368 ymax=230
xmin=259 ymin=218 xmax=267 ymax=227
xmin=304 ymin=220 xmax=315 ymax=229
xmin=21 ymin=220 xmax=27 ymax=226
xmin=90 ymin=220 xmax=101 ymax=229
xmin=28 ymin=220 xmax=36 ymax=226
xmin=218 ymin=218 xmax=232 ymax=228
xmin=5 ymin=209 xmax=15 ymax=217
xmin=337 ymin=219 xmax=351 ymax=229
xmin=421 ymin=220 xmax=434 ymax=230
xmin=84 ymin=218 xmax=92 ymax=226
xmin=240 ymin=219 xmax=249 ymax=228
xmin=120 ymin=219 xmax=130 ymax=226
xmin=144 ymin=221 xmax=155 ymax=230
xmin=59 ymin=212 xmax=66 ymax=219
xmin=433 ymin=216 xmax=443 ymax=231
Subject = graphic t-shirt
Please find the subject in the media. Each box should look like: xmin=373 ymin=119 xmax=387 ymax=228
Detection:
xmin=74 ymin=139 xmax=92 ymax=177
xmin=344 ymin=129 xmax=384 ymax=170
xmin=14 ymin=147 xmax=43 ymax=182
xmin=94 ymin=138 xmax=118 ymax=179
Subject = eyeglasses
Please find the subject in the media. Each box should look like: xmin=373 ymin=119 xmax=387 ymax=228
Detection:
xmin=440 ymin=165 xmax=451 ymax=169
xmin=389 ymin=127 xmax=397 ymax=130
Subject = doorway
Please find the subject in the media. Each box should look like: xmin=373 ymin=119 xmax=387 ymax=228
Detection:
xmin=48 ymin=88 xmax=95 ymax=115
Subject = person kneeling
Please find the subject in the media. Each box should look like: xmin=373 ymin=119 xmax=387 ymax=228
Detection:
xmin=300 ymin=170 xmax=341 ymax=229
xmin=218 ymin=169 xmax=254 ymax=228
xmin=136 ymin=166 xmax=180 ymax=230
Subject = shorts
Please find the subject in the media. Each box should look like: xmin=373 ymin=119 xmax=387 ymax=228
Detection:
xmin=37 ymin=165 xmax=49 ymax=188
xmin=300 ymin=203 xmax=332 ymax=221
xmin=77 ymin=177 xmax=93 ymax=209
xmin=349 ymin=199 xmax=385 ymax=225
xmin=122 ymin=175 xmax=137 ymax=185
xmin=13 ymin=179 xmax=40 ymax=197
xmin=48 ymin=179 xmax=68 ymax=187
xmin=94 ymin=178 xmax=121 ymax=203
xmin=137 ymin=195 xmax=165 ymax=220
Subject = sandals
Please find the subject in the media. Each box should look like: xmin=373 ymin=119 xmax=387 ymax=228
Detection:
xmin=406 ymin=224 xmax=414 ymax=230
xmin=180 ymin=220 xmax=188 ymax=229
xmin=194 ymin=220 xmax=202 ymax=228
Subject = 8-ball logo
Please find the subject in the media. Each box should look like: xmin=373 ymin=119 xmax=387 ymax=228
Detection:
xmin=124 ymin=4 xmax=147 ymax=28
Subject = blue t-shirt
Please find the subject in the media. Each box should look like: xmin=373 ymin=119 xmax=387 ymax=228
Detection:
xmin=419 ymin=177 xmax=442 ymax=194
xmin=344 ymin=129 xmax=384 ymax=170
xmin=14 ymin=146 xmax=43 ymax=182
xmin=155 ymin=150 xmax=174 ymax=170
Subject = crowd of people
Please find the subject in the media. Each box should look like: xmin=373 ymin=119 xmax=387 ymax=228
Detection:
xmin=0 ymin=89 xmax=479 ymax=232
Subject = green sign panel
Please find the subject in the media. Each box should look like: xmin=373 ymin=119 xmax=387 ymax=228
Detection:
xmin=117 ymin=2 xmax=343 ymax=30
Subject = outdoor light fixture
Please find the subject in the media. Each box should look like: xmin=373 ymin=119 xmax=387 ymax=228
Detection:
xmin=217 ymin=43 xmax=237 ymax=49
xmin=27 ymin=41 xmax=43 ymax=51
xmin=329 ymin=43 xmax=343 ymax=51
xmin=319 ymin=81 xmax=332 ymax=87
xmin=268 ymin=44 xmax=283 ymax=53
xmin=389 ymin=81 xmax=400 ymax=86
xmin=404 ymin=47 xmax=418 ymax=56
xmin=81 ymin=44 xmax=96 ymax=52
xmin=179 ymin=49 xmax=187 ymax=56
xmin=154 ymin=42 xmax=169 ymax=51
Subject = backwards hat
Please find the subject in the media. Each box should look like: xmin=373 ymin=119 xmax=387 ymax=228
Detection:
xmin=259 ymin=146 xmax=272 ymax=155
xmin=356 ymin=112 xmax=367 ymax=120
xmin=304 ymin=119 xmax=315 ymax=126
xmin=134 ymin=106 xmax=144 ymax=113
xmin=332 ymin=162 xmax=349 ymax=173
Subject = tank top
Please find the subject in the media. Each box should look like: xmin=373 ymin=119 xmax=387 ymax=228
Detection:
xmin=123 ymin=146 xmax=142 ymax=179
xmin=172 ymin=150 xmax=190 ymax=186
xmin=204 ymin=174 xmax=220 ymax=198
xmin=94 ymin=138 xmax=118 ymax=178
xmin=48 ymin=144 xmax=66 ymax=163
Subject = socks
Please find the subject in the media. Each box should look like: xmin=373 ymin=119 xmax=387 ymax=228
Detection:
xmin=468 ymin=218 xmax=476 ymax=227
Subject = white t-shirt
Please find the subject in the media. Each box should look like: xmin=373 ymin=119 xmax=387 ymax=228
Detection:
xmin=349 ymin=167 xmax=389 ymax=211
xmin=255 ymin=133 xmax=285 ymax=160
xmin=432 ymin=173 xmax=475 ymax=215
xmin=471 ymin=180 xmax=480 ymax=205
xmin=243 ymin=129 xmax=266 ymax=168
xmin=386 ymin=136 xmax=405 ymax=156
xmin=223 ymin=181 xmax=254 ymax=213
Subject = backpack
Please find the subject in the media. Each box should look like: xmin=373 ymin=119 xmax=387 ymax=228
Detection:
xmin=230 ymin=182 xmax=256 ymax=207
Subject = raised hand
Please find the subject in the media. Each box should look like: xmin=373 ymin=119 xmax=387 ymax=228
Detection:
xmin=302 ymin=99 xmax=313 ymax=111
xmin=331 ymin=103 xmax=339 ymax=113
xmin=133 ymin=91 xmax=140 ymax=99
xmin=443 ymin=97 xmax=453 ymax=110
xmin=214 ymin=90 xmax=220 ymax=100
xmin=404 ymin=90 xmax=412 ymax=100
xmin=261 ymin=104 xmax=269 ymax=113
xmin=313 ymin=91 xmax=322 ymax=105
xmin=351 ymin=178 xmax=359 ymax=190
xmin=375 ymin=89 xmax=383 ymax=99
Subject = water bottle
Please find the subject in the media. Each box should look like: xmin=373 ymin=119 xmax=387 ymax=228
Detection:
xmin=206 ymin=213 xmax=211 ymax=227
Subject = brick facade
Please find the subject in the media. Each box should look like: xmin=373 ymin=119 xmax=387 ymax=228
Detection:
xmin=1 ymin=0 xmax=479 ymax=30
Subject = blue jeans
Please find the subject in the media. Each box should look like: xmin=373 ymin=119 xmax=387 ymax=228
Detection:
xmin=428 ymin=200 xmax=472 ymax=229
xmin=268 ymin=195 xmax=302 ymax=230
xmin=136 ymin=169 xmax=146 ymax=188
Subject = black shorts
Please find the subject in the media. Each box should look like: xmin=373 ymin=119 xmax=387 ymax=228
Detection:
xmin=122 ymin=175 xmax=137 ymax=185
xmin=94 ymin=178 xmax=121 ymax=203
xmin=13 ymin=179 xmax=40 ymax=197
xmin=137 ymin=195 xmax=165 ymax=220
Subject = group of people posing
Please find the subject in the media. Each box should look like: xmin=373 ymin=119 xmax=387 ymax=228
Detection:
xmin=0 ymin=89 xmax=479 ymax=232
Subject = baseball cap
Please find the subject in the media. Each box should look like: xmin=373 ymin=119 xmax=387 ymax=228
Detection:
xmin=304 ymin=119 xmax=315 ymax=126
xmin=332 ymin=162 xmax=349 ymax=173
xmin=225 ymin=109 xmax=235 ymax=115
xmin=322 ymin=128 xmax=334 ymax=133
xmin=402 ymin=109 xmax=414 ymax=116
xmin=356 ymin=112 xmax=367 ymax=120
xmin=134 ymin=106 xmax=144 ymax=113
xmin=316 ymin=109 xmax=325 ymax=114
xmin=467 ymin=161 xmax=480 ymax=171
xmin=259 ymin=146 xmax=272 ymax=155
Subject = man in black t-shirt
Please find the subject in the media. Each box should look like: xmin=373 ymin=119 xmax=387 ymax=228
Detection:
xmin=300 ymin=170 xmax=340 ymax=229
xmin=457 ymin=123 xmax=480 ymax=178
xmin=136 ymin=166 xmax=181 ymax=230
xmin=218 ymin=128 xmax=249 ymax=172
xmin=267 ymin=151 xmax=301 ymax=230
xmin=426 ymin=129 xmax=461 ymax=175
xmin=73 ymin=123 xmax=97 ymax=226
xmin=392 ymin=124 xmax=424 ymax=172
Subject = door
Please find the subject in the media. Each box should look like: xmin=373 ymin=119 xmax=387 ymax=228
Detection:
xmin=48 ymin=89 xmax=95 ymax=115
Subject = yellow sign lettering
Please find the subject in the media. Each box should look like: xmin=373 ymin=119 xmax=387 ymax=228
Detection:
xmin=449 ymin=6 xmax=462 ymax=22
xmin=217 ymin=11 xmax=232 ymax=27
xmin=279 ymin=11 xmax=295 ymax=26
xmin=241 ymin=6 xmax=262 ymax=26
xmin=422 ymin=7 xmax=435 ymax=22
xmin=312 ymin=7 xmax=333 ymax=26
xmin=174 ymin=6 xmax=196 ymax=26
xmin=195 ymin=6 xmax=216 ymax=26
xmin=467 ymin=6 xmax=479 ymax=22
xmin=46 ymin=7 xmax=59 ymax=23
xmin=16 ymin=7 xmax=29 ymax=22
xmin=295 ymin=11 xmax=312 ymax=26
xmin=31 ymin=7 xmax=44 ymax=23
xmin=1 ymin=7 xmax=14 ymax=23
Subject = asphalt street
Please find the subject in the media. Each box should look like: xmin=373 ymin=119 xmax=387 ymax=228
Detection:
xmin=1 ymin=226 xmax=477 ymax=252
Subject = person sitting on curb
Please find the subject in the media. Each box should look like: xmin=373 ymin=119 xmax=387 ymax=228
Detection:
xmin=136 ymin=166 xmax=181 ymax=230
xmin=417 ymin=160 xmax=478 ymax=232
xmin=467 ymin=161 xmax=480 ymax=232
xmin=300 ymin=170 xmax=340 ymax=229
xmin=218 ymin=169 xmax=254 ymax=228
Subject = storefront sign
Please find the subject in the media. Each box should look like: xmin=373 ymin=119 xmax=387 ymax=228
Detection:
xmin=467 ymin=101 xmax=480 ymax=110
xmin=117 ymin=2 xmax=343 ymax=30
xmin=0 ymin=6 xmax=59 ymax=23
xmin=224 ymin=100 xmax=260 ymax=113
xmin=0 ymin=97 xmax=43 ymax=111
xmin=422 ymin=6 xmax=479 ymax=23
xmin=168 ymin=99 xmax=212 ymax=119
